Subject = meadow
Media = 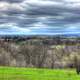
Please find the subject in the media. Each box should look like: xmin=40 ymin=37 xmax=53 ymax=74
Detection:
xmin=0 ymin=67 xmax=80 ymax=80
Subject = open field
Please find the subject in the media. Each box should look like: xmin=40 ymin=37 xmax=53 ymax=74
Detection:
xmin=0 ymin=67 xmax=80 ymax=80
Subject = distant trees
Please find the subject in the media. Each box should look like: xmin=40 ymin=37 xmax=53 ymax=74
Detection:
xmin=0 ymin=37 xmax=80 ymax=74
xmin=19 ymin=43 xmax=48 ymax=68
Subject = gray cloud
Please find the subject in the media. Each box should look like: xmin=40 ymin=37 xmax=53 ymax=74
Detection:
xmin=0 ymin=0 xmax=80 ymax=35
xmin=0 ymin=0 xmax=23 ymax=3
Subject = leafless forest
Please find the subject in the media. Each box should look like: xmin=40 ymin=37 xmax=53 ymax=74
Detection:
xmin=0 ymin=36 xmax=80 ymax=71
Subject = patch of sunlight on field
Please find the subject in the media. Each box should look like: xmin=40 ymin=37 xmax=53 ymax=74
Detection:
xmin=0 ymin=67 xmax=80 ymax=80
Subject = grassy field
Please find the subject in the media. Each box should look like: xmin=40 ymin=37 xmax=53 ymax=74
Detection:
xmin=0 ymin=67 xmax=80 ymax=80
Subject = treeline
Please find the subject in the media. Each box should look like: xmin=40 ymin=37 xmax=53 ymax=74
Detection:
xmin=0 ymin=37 xmax=80 ymax=70
xmin=0 ymin=36 xmax=80 ymax=45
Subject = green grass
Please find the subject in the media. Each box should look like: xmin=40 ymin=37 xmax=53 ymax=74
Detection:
xmin=0 ymin=67 xmax=80 ymax=80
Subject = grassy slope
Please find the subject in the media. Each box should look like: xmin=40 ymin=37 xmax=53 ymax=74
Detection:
xmin=0 ymin=67 xmax=80 ymax=80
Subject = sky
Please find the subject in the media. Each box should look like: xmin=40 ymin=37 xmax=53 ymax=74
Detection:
xmin=0 ymin=0 xmax=80 ymax=35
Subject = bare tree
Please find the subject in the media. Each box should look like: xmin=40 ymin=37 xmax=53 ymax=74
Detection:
xmin=74 ymin=55 xmax=80 ymax=74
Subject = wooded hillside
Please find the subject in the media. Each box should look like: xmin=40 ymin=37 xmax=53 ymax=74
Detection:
xmin=0 ymin=36 xmax=80 ymax=69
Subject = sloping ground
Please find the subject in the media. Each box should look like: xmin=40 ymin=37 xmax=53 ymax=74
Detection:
xmin=0 ymin=67 xmax=80 ymax=80
xmin=0 ymin=41 xmax=80 ymax=68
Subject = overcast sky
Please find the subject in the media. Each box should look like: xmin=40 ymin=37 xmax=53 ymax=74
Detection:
xmin=0 ymin=0 xmax=80 ymax=35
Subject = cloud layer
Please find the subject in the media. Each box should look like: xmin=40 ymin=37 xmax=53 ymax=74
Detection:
xmin=0 ymin=0 xmax=80 ymax=35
